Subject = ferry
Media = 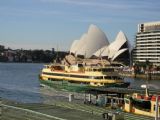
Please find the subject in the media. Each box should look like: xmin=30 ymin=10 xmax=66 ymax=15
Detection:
xmin=39 ymin=63 xmax=130 ymax=92
xmin=124 ymin=92 xmax=160 ymax=117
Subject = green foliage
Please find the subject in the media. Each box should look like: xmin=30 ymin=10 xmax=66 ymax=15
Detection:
xmin=0 ymin=49 xmax=68 ymax=63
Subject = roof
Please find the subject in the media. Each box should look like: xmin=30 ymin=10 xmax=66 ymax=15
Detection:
xmin=70 ymin=24 xmax=109 ymax=58
xmin=70 ymin=26 xmax=131 ymax=62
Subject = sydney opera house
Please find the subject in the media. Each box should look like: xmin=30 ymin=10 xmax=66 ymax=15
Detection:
xmin=69 ymin=24 xmax=131 ymax=65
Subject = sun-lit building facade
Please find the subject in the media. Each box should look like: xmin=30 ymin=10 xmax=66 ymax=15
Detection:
xmin=133 ymin=21 xmax=160 ymax=66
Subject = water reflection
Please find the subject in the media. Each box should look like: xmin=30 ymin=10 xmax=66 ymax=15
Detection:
xmin=124 ymin=77 xmax=160 ymax=90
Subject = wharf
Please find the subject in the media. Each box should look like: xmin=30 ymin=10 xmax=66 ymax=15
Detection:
xmin=0 ymin=99 xmax=101 ymax=120
xmin=0 ymin=86 xmax=158 ymax=120
xmin=84 ymin=87 xmax=160 ymax=103
xmin=86 ymin=87 xmax=160 ymax=95
xmin=0 ymin=98 xmax=154 ymax=120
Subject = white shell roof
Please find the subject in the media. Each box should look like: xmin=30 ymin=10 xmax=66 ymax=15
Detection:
xmin=93 ymin=30 xmax=130 ymax=61
xmin=93 ymin=45 xmax=109 ymax=57
xmin=69 ymin=26 xmax=130 ymax=61
xmin=111 ymin=48 xmax=128 ymax=61
xmin=70 ymin=40 xmax=79 ymax=54
xmin=75 ymin=24 xmax=109 ymax=58
xmin=75 ymin=34 xmax=88 ymax=56
xmin=108 ymin=31 xmax=128 ymax=58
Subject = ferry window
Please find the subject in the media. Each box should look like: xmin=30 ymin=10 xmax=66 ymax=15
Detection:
xmin=78 ymin=64 xmax=83 ymax=67
xmin=104 ymin=76 xmax=112 ymax=79
xmin=43 ymin=72 xmax=92 ymax=79
xmin=95 ymin=76 xmax=103 ymax=79
xmin=89 ymin=76 xmax=94 ymax=79
xmin=132 ymin=99 xmax=151 ymax=110
xmin=102 ymin=68 xmax=114 ymax=72
xmin=90 ymin=76 xmax=103 ymax=79
xmin=117 ymin=77 xmax=122 ymax=80
xmin=70 ymin=74 xmax=89 ymax=78
xmin=43 ymin=72 xmax=69 ymax=77
xmin=114 ymin=76 xmax=118 ymax=79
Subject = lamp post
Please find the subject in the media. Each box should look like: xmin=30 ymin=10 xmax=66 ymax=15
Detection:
xmin=141 ymin=84 xmax=149 ymax=97
xmin=155 ymin=95 xmax=159 ymax=120
xmin=145 ymin=59 xmax=150 ymax=97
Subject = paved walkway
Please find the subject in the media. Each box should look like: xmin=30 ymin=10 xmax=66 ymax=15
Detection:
xmin=1 ymin=86 xmax=156 ymax=120
xmin=40 ymin=86 xmax=155 ymax=120
xmin=53 ymin=101 xmax=154 ymax=120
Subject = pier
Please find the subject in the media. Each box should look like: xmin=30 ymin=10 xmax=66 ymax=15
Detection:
xmin=0 ymin=97 xmax=154 ymax=120
xmin=86 ymin=87 xmax=160 ymax=95
xmin=84 ymin=87 xmax=160 ymax=108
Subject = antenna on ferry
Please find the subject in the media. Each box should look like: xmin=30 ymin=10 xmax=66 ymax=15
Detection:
xmin=99 ymin=48 xmax=104 ymax=67
xmin=84 ymin=50 xmax=87 ymax=65
xmin=84 ymin=51 xmax=86 ymax=59
xmin=55 ymin=43 xmax=59 ymax=63
xmin=108 ymin=48 xmax=112 ymax=65
xmin=100 ymin=49 xmax=102 ymax=67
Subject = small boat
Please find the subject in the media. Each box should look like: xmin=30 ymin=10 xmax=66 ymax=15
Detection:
xmin=39 ymin=62 xmax=130 ymax=92
xmin=124 ymin=92 xmax=160 ymax=117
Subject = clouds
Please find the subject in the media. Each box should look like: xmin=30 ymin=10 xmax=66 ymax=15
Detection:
xmin=37 ymin=0 xmax=160 ymax=23
xmin=0 ymin=5 xmax=64 ymax=17
xmin=39 ymin=0 xmax=160 ymax=11
xmin=0 ymin=0 xmax=160 ymax=50
xmin=40 ymin=0 xmax=126 ymax=9
xmin=1 ymin=0 xmax=159 ymax=23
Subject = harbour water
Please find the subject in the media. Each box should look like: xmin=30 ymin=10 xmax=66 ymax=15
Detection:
xmin=0 ymin=63 xmax=160 ymax=103
xmin=0 ymin=63 xmax=44 ymax=103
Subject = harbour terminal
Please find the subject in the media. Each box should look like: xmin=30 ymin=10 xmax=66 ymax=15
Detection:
xmin=1 ymin=21 xmax=160 ymax=120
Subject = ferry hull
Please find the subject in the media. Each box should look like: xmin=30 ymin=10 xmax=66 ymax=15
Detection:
xmin=39 ymin=78 xmax=130 ymax=92
xmin=39 ymin=79 xmax=91 ymax=92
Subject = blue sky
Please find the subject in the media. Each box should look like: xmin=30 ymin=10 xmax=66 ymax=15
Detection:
xmin=0 ymin=0 xmax=160 ymax=51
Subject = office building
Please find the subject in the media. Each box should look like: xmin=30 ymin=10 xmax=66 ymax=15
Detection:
xmin=133 ymin=21 xmax=160 ymax=66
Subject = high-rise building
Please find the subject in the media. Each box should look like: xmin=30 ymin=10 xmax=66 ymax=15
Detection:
xmin=133 ymin=21 xmax=160 ymax=66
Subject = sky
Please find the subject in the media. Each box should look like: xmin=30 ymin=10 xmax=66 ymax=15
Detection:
xmin=0 ymin=0 xmax=160 ymax=51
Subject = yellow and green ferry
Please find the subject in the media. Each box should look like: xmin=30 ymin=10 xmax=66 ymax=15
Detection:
xmin=39 ymin=63 xmax=129 ymax=92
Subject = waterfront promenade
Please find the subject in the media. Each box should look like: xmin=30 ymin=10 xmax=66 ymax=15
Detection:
xmin=0 ymin=87 xmax=155 ymax=120
xmin=0 ymin=100 xmax=155 ymax=120
xmin=0 ymin=99 xmax=155 ymax=120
